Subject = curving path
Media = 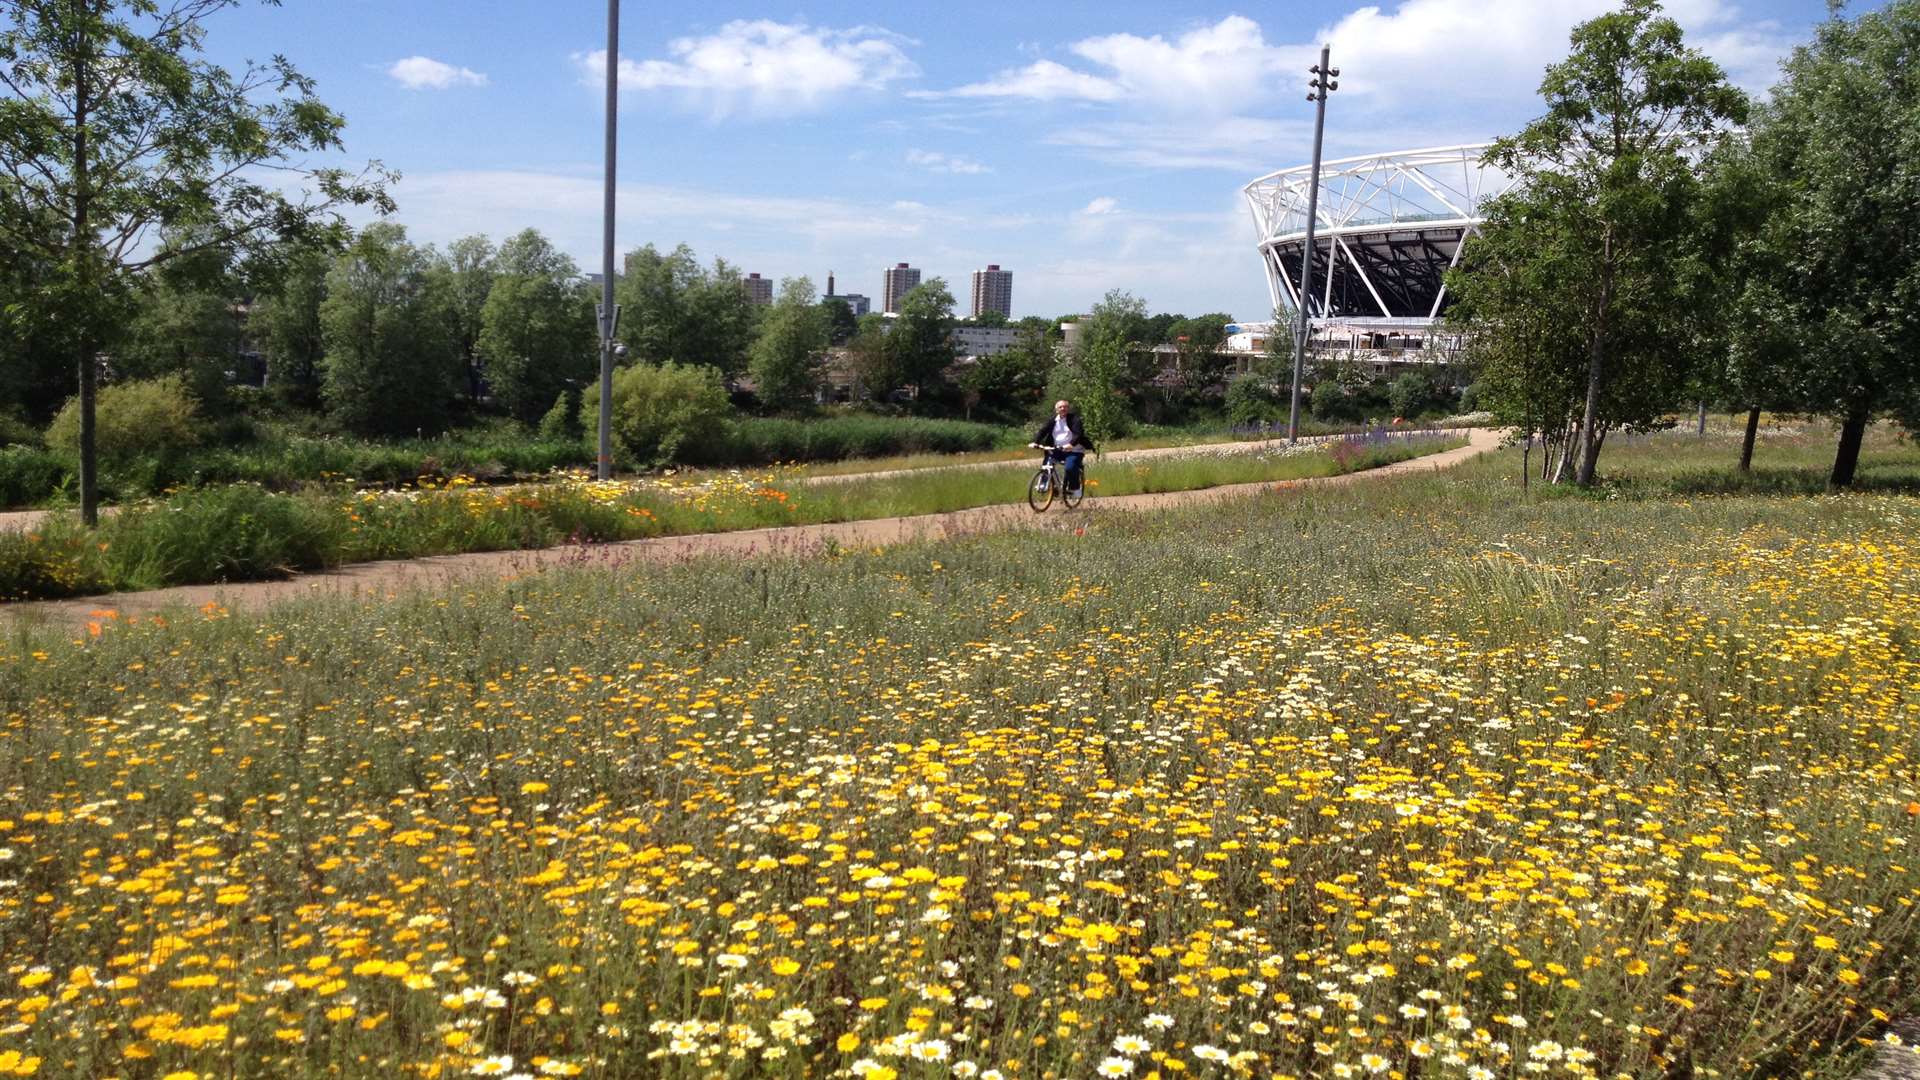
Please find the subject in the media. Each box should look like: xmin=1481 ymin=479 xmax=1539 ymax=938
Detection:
xmin=1 ymin=430 xmax=1500 ymax=632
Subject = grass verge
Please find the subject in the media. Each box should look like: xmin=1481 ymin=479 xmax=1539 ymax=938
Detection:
xmin=0 ymin=432 xmax=1463 ymax=600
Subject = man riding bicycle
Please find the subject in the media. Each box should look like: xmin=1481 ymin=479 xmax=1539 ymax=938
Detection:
xmin=1031 ymin=399 xmax=1095 ymax=496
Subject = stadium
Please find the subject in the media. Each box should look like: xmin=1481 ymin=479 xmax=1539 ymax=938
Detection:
xmin=1240 ymin=144 xmax=1512 ymax=358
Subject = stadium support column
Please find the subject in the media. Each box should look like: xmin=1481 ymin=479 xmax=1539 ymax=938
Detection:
xmin=1289 ymin=47 xmax=1337 ymax=444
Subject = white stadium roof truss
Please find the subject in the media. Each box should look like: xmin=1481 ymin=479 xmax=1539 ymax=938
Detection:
xmin=1242 ymin=144 xmax=1514 ymax=323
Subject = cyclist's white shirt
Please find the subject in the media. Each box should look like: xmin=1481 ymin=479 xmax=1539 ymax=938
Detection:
xmin=1052 ymin=417 xmax=1074 ymax=448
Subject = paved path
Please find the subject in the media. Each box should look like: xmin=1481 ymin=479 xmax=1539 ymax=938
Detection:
xmin=1 ymin=430 xmax=1498 ymax=632
xmin=797 ymin=430 xmax=1379 ymax=485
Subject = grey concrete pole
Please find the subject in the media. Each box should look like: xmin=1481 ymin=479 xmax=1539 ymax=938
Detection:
xmin=596 ymin=0 xmax=620 ymax=480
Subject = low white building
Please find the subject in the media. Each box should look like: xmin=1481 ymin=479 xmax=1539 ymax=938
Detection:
xmin=952 ymin=325 xmax=1020 ymax=358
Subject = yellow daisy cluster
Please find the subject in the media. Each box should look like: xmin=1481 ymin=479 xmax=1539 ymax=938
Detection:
xmin=0 ymin=485 xmax=1915 ymax=1078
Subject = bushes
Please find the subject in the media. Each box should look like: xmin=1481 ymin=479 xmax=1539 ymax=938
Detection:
xmin=1224 ymin=375 xmax=1287 ymax=426
xmin=0 ymin=520 xmax=109 ymax=601
xmin=101 ymin=484 xmax=343 ymax=589
xmin=45 ymin=373 xmax=202 ymax=461
xmin=705 ymin=415 xmax=1006 ymax=466
xmin=582 ymin=362 xmax=733 ymax=467
xmin=0 ymin=446 xmax=68 ymax=508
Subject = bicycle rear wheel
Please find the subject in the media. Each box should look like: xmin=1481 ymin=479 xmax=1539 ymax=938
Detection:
xmin=1062 ymin=476 xmax=1084 ymax=509
xmin=1027 ymin=467 xmax=1055 ymax=512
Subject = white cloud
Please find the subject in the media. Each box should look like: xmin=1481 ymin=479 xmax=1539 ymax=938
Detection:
xmin=906 ymin=149 xmax=991 ymax=175
xmin=387 ymin=56 xmax=487 ymax=91
xmin=942 ymin=59 xmax=1124 ymax=102
xmin=574 ymin=20 xmax=917 ymax=118
xmin=1081 ymin=197 xmax=1119 ymax=216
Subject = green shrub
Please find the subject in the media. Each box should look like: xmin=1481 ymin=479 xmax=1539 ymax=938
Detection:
xmin=1224 ymin=375 xmax=1286 ymax=426
xmin=0 ymin=519 xmax=110 ymax=601
xmin=100 ymin=484 xmax=343 ymax=589
xmin=707 ymin=415 xmax=1006 ymax=466
xmin=538 ymin=390 xmax=582 ymax=443
xmin=0 ymin=445 xmax=69 ymax=507
xmin=581 ymin=363 xmax=732 ymax=467
xmin=45 ymin=374 xmax=202 ymax=462
xmin=0 ymin=411 xmax=43 ymax=448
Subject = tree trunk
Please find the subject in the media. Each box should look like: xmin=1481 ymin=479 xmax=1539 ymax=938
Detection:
xmin=1696 ymin=402 xmax=1707 ymax=436
xmin=1738 ymin=406 xmax=1760 ymax=472
xmin=1575 ymin=235 xmax=1614 ymax=488
xmin=1521 ymin=427 xmax=1532 ymax=493
xmin=1829 ymin=410 xmax=1869 ymax=489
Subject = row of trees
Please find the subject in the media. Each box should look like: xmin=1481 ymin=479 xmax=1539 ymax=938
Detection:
xmin=1450 ymin=0 xmax=1919 ymax=487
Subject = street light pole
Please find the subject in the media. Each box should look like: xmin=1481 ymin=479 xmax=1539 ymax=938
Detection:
xmin=1287 ymin=46 xmax=1337 ymax=445
xmin=595 ymin=0 xmax=621 ymax=480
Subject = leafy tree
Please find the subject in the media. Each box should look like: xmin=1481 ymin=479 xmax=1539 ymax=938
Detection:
xmin=0 ymin=192 xmax=78 ymax=423
xmin=1166 ymin=313 xmax=1234 ymax=399
xmin=251 ymin=246 xmax=331 ymax=409
xmin=0 ymin=0 xmax=390 ymax=522
xmin=892 ymin=279 xmax=960 ymax=399
xmin=1731 ymin=1 xmax=1920 ymax=486
xmin=964 ymin=309 xmax=1009 ymax=328
xmin=822 ymin=297 xmax=858 ymax=346
xmin=615 ymin=243 xmax=760 ymax=376
xmin=960 ymin=316 xmax=1052 ymax=421
xmin=1448 ymin=0 xmax=1746 ymax=486
xmin=439 ymin=235 xmax=496 ymax=402
xmin=113 ymin=240 xmax=244 ymax=408
xmin=1143 ymin=312 xmax=1183 ymax=345
xmin=475 ymin=229 xmax=594 ymax=424
xmin=845 ymin=316 xmax=898 ymax=401
xmin=318 ymin=224 xmax=459 ymax=436
xmin=748 ymin=277 xmax=827 ymax=413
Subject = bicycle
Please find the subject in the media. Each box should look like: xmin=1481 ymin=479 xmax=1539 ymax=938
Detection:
xmin=1026 ymin=444 xmax=1086 ymax=512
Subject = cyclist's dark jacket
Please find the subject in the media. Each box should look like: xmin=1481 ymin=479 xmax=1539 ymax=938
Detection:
xmin=1033 ymin=412 xmax=1095 ymax=452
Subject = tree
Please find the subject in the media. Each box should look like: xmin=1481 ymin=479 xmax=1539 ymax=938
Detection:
xmin=822 ymin=297 xmax=858 ymax=346
xmin=440 ymin=235 xmax=495 ymax=402
xmin=960 ymin=315 xmax=1052 ymax=421
xmin=113 ymin=239 xmax=244 ymax=408
xmin=319 ymin=224 xmax=459 ymax=436
xmin=892 ymin=279 xmax=960 ymax=399
xmin=0 ymin=0 xmax=390 ymax=522
xmin=1448 ymin=0 xmax=1746 ymax=486
xmin=1732 ymin=1 xmax=1920 ymax=486
xmin=1166 ymin=313 xmax=1234 ymax=400
xmin=748 ymin=277 xmax=827 ymax=413
xmin=1052 ymin=290 xmax=1149 ymax=441
xmin=615 ymin=243 xmax=760 ymax=376
xmin=475 ymin=228 xmax=594 ymax=424
xmin=251 ymin=245 xmax=331 ymax=409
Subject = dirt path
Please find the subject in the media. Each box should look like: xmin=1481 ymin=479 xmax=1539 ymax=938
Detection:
xmin=2 ymin=430 xmax=1499 ymax=632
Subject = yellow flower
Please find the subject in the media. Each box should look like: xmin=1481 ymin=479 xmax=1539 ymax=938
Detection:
xmin=521 ymin=781 xmax=550 ymax=795
xmin=838 ymin=1033 xmax=861 ymax=1052
xmin=859 ymin=996 xmax=889 ymax=1011
xmin=770 ymin=958 xmax=801 ymax=976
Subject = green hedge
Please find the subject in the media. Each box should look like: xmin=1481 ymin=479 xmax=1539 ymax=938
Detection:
xmin=699 ymin=416 xmax=1009 ymax=466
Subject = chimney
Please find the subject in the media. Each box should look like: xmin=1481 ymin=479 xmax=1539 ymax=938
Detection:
xmin=827 ymin=271 xmax=835 ymax=296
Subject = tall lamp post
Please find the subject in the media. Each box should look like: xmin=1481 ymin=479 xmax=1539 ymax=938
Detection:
xmin=1287 ymin=47 xmax=1337 ymax=444
xmin=595 ymin=0 xmax=623 ymax=479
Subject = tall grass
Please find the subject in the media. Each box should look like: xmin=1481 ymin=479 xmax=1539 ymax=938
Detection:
xmin=0 ymin=434 xmax=1461 ymax=600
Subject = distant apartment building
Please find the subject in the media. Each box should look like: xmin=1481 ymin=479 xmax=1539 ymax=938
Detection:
xmin=952 ymin=325 xmax=1020 ymax=358
xmin=882 ymin=262 xmax=921 ymax=314
xmin=827 ymin=292 xmax=872 ymax=318
xmin=970 ymin=264 xmax=1012 ymax=319
xmin=822 ymin=271 xmax=871 ymax=317
xmin=742 ymin=272 xmax=773 ymax=306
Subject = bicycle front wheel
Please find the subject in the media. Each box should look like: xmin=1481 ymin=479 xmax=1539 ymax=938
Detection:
xmin=1027 ymin=468 xmax=1055 ymax=512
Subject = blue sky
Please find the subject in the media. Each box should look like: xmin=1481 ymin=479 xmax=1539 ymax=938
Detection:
xmin=204 ymin=0 xmax=1856 ymax=320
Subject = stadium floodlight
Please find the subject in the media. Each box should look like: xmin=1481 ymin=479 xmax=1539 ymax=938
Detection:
xmin=1287 ymin=47 xmax=1338 ymax=444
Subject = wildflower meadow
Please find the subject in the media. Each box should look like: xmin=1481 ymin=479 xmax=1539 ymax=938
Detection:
xmin=0 ymin=426 xmax=1916 ymax=1079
